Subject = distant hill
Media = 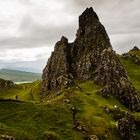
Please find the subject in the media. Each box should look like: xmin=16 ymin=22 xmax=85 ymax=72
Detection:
xmin=0 ymin=69 xmax=41 ymax=82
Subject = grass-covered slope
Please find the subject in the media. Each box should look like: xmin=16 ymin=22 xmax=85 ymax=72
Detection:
xmin=0 ymin=80 xmax=41 ymax=101
xmin=0 ymin=81 xmax=123 ymax=140
xmin=0 ymin=81 xmax=140 ymax=139
xmin=0 ymin=51 xmax=140 ymax=140
xmin=119 ymin=50 xmax=140 ymax=92
xmin=0 ymin=69 xmax=41 ymax=82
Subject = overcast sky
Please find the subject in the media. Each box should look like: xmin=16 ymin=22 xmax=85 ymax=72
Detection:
xmin=0 ymin=0 xmax=140 ymax=72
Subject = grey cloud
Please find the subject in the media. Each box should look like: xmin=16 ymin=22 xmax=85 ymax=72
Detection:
xmin=0 ymin=20 xmax=77 ymax=49
xmin=0 ymin=0 xmax=140 ymax=72
xmin=110 ymin=33 xmax=140 ymax=54
xmin=0 ymin=59 xmax=45 ymax=73
xmin=0 ymin=52 xmax=48 ymax=73
xmin=67 ymin=0 xmax=140 ymax=35
xmin=19 ymin=0 xmax=32 ymax=5
xmin=0 ymin=0 xmax=140 ymax=49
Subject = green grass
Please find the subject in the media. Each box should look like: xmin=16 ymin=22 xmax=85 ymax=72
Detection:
xmin=119 ymin=52 xmax=140 ymax=92
xmin=0 ymin=101 xmax=74 ymax=140
xmin=0 ymin=81 xmax=121 ymax=140
xmin=0 ymin=79 xmax=140 ymax=139
xmin=0 ymin=80 xmax=41 ymax=101
xmin=0 ymin=51 xmax=140 ymax=139
xmin=129 ymin=50 xmax=140 ymax=59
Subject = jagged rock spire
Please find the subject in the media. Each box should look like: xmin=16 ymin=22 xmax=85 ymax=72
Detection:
xmin=79 ymin=7 xmax=99 ymax=28
xmin=41 ymin=7 xmax=140 ymax=111
xmin=60 ymin=36 xmax=68 ymax=43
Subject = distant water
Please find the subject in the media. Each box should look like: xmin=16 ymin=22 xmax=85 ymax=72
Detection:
xmin=15 ymin=81 xmax=33 ymax=84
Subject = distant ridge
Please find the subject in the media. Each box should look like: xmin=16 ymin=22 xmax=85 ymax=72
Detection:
xmin=0 ymin=68 xmax=41 ymax=74
xmin=0 ymin=68 xmax=41 ymax=82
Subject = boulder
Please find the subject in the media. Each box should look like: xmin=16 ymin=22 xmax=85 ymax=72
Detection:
xmin=117 ymin=116 xmax=136 ymax=140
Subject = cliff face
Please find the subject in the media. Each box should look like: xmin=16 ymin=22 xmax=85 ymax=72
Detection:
xmin=41 ymin=7 xmax=140 ymax=111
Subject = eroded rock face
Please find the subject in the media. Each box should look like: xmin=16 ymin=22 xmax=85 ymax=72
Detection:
xmin=0 ymin=78 xmax=14 ymax=89
xmin=41 ymin=7 xmax=140 ymax=111
xmin=41 ymin=36 xmax=74 ymax=98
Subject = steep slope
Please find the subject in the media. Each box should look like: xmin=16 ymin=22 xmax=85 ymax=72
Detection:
xmin=119 ymin=47 xmax=140 ymax=92
xmin=41 ymin=7 xmax=140 ymax=111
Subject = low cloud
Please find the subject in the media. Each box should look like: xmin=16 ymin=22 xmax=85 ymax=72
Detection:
xmin=110 ymin=33 xmax=140 ymax=54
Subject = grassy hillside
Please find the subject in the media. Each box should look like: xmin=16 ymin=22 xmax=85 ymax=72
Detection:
xmin=0 ymin=80 xmax=41 ymax=101
xmin=0 ymin=81 xmax=123 ymax=140
xmin=0 ymin=51 xmax=140 ymax=140
xmin=0 ymin=69 xmax=41 ymax=82
xmin=119 ymin=50 xmax=140 ymax=93
xmin=0 ymin=80 xmax=139 ymax=140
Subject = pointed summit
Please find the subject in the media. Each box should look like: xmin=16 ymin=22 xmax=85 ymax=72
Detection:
xmin=41 ymin=8 xmax=140 ymax=111
xmin=76 ymin=7 xmax=109 ymax=43
xmin=60 ymin=36 xmax=68 ymax=43
xmin=79 ymin=7 xmax=99 ymax=29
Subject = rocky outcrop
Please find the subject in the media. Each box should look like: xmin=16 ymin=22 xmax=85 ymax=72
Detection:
xmin=41 ymin=7 xmax=140 ymax=111
xmin=122 ymin=47 xmax=140 ymax=65
xmin=41 ymin=36 xmax=74 ymax=97
xmin=0 ymin=78 xmax=15 ymax=89
xmin=130 ymin=46 xmax=139 ymax=52
xmin=117 ymin=116 xmax=136 ymax=140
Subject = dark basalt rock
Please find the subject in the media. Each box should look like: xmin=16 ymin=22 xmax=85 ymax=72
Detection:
xmin=41 ymin=7 xmax=140 ymax=111
xmin=0 ymin=78 xmax=15 ymax=89
xmin=117 ymin=116 xmax=136 ymax=140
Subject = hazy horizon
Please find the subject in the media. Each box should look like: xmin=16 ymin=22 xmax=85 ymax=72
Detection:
xmin=0 ymin=0 xmax=140 ymax=72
